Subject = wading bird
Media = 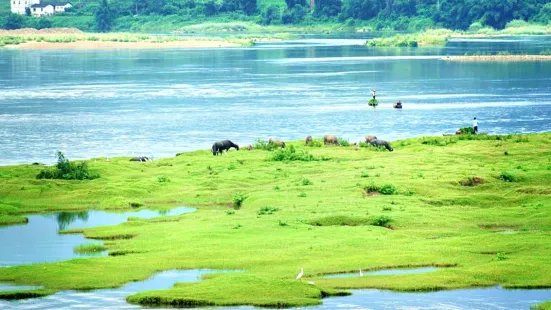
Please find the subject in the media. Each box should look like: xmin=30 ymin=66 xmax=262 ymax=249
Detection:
xmin=360 ymin=268 xmax=363 ymax=277
xmin=296 ymin=268 xmax=304 ymax=280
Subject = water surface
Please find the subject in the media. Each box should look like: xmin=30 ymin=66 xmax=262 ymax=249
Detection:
xmin=1 ymin=36 xmax=550 ymax=165
xmin=0 ymin=207 xmax=195 ymax=266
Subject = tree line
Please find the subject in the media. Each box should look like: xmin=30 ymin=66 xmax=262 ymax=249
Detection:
xmin=2 ymin=0 xmax=551 ymax=32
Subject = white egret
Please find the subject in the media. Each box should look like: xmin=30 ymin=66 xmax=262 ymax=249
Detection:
xmin=296 ymin=268 xmax=304 ymax=280
xmin=359 ymin=268 xmax=363 ymax=277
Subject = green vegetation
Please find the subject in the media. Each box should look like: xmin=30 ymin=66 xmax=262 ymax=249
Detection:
xmin=2 ymin=0 xmax=551 ymax=32
xmin=0 ymin=133 xmax=550 ymax=307
xmin=36 ymin=152 xmax=99 ymax=181
xmin=0 ymin=203 xmax=28 ymax=226
xmin=73 ymin=243 xmax=107 ymax=254
xmin=532 ymin=301 xmax=551 ymax=310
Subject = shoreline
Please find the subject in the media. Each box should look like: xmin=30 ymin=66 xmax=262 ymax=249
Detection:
xmin=4 ymin=40 xmax=241 ymax=50
xmin=441 ymin=55 xmax=551 ymax=61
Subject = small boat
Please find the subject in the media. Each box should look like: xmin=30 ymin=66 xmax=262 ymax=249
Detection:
xmin=393 ymin=101 xmax=403 ymax=109
xmin=368 ymin=99 xmax=379 ymax=106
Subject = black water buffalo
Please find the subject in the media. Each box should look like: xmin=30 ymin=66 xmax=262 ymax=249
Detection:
xmin=130 ymin=156 xmax=150 ymax=162
xmin=212 ymin=140 xmax=239 ymax=155
xmin=369 ymin=139 xmax=394 ymax=152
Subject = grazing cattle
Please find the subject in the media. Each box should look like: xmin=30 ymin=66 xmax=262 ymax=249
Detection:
xmin=212 ymin=140 xmax=239 ymax=156
xmin=269 ymin=138 xmax=286 ymax=148
xmin=365 ymin=135 xmax=377 ymax=143
xmin=130 ymin=156 xmax=150 ymax=162
xmin=369 ymin=139 xmax=394 ymax=152
xmin=323 ymin=135 xmax=339 ymax=145
xmin=305 ymin=136 xmax=313 ymax=145
xmin=246 ymin=144 xmax=253 ymax=151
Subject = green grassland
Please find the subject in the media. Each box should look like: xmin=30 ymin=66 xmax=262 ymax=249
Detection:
xmin=0 ymin=133 xmax=550 ymax=307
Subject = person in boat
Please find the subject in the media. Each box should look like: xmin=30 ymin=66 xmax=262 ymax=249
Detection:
xmin=473 ymin=117 xmax=478 ymax=134
xmin=393 ymin=100 xmax=402 ymax=108
xmin=371 ymin=89 xmax=376 ymax=100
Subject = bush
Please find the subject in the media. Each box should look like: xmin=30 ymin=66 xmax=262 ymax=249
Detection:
xmin=499 ymin=172 xmax=517 ymax=182
xmin=157 ymin=176 xmax=170 ymax=183
xmin=369 ymin=215 xmax=392 ymax=227
xmin=459 ymin=127 xmax=475 ymax=134
xmin=37 ymin=152 xmax=99 ymax=180
xmin=301 ymin=178 xmax=313 ymax=186
xmin=365 ymin=183 xmax=397 ymax=195
xmin=271 ymin=146 xmax=319 ymax=161
xmin=258 ymin=206 xmax=279 ymax=215
xmin=253 ymin=138 xmax=281 ymax=151
xmin=309 ymin=215 xmax=371 ymax=226
xmin=305 ymin=139 xmax=323 ymax=147
xmin=232 ymin=192 xmax=247 ymax=209
xmin=337 ymin=138 xmax=349 ymax=146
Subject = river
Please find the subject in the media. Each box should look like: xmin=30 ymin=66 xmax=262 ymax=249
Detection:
xmin=1 ymin=35 xmax=550 ymax=165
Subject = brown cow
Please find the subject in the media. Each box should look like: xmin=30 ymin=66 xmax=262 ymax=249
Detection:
xmin=305 ymin=136 xmax=313 ymax=145
xmin=269 ymin=138 xmax=286 ymax=148
xmin=323 ymin=135 xmax=339 ymax=145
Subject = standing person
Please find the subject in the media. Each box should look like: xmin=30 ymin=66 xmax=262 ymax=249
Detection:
xmin=371 ymin=89 xmax=377 ymax=100
xmin=473 ymin=117 xmax=478 ymax=134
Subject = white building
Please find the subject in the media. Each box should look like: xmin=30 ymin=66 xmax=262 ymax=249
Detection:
xmin=10 ymin=0 xmax=71 ymax=16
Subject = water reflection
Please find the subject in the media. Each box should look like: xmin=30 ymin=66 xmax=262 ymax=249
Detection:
xmin=0 ymin=207 xmax=196 ymax=266
xmin=55 ymin=211 xmax=89 ymax=231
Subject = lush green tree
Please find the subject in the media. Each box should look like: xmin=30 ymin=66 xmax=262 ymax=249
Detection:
xmin=95 ymin=0 xmax=113 ymax=32
xmin=37 ymin=19 xmax=53 ymax=29
xmin=533 ymin=2 xmax=551 ymax=23
xmin=340 ymin=0 xmax=380 ymax=20
xmin=2 ymin=13 xmax=24 ymax=30
xmin=286 ymin=0 xmax=307 ymax=9
xmin=25 ymin=7 xmax=31 ymax=16
xmin=261 ymin=5 xmax=281 ymax=24
xmin=315 ymin=0 xmax=342 ymax=17
xmin=222 ymin=0 xmax=257 ymax=15
xmin=202 ymin=0 xmax=218 ymax=16
xmin=282 ymin=4 xmax=308 ymax=23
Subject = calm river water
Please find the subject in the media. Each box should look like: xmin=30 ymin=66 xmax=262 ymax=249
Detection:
xmin=1 ymin=35 xmax=550 ymax=165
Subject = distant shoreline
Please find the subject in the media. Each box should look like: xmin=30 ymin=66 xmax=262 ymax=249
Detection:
xmin=441 ymin=55 xmax=551 ymax=62
xmin=5 ymin=40 xmax=240 ymax=50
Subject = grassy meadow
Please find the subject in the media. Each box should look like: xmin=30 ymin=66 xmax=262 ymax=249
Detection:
xmin=0 ymin=133 xmax=550 ymax=307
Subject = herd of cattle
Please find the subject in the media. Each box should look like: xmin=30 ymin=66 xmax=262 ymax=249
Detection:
xmin=210 ymin=135 xmax=393 ymax=156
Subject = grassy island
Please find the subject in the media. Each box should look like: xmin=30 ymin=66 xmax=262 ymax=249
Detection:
xmin=0 ymin=133 xmax=550 ymax=307
xmin=0 ymin=28 xmax=296 ymax=49
xmin=366 ymin=23 xmax=551 ymax=47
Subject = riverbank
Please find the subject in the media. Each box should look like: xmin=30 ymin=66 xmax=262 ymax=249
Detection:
xmin=0 ymin=133 xmax=550 ymax=307
xmin=0 ymin=28 xmax=297 ymax=49
xmin=441 ymin=55 xmax=551 ymax=62
xmin=366 ymin=23 xmax=551 ymax=47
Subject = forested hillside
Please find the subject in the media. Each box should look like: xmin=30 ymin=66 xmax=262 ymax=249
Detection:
xmin=2 ymin=0 xmax=551 ymax=32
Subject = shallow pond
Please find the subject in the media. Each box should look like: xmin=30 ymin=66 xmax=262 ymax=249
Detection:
xmin=0 ymin=207 xmax=195 ymax=266
xmin=1 ymin=268 xmax=549 ymax=309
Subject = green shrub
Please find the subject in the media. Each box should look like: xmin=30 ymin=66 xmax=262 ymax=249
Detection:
xmin=379 ymin=184 xmax=397 ymax=195
xmin=253 ymin=138 xmax=280 ymax=151
xmin=360 ymin=171 xmax=369 ymax=178
xmin=36 ymin=152 xmax=99 ymax=180
xmin=338 ymin=138 xmax=349 ymax=146
xmin=305 ymin=140 xmax=323 ymax=147
xmin=157 ymin=176 xmax=170 ymax=183
xmin=382 ymin=206 xmax=393 ymax=211
xmin=298 ymin=192 xmax=307 ymax=197
xmin=225 ymin=209 xmax=235 ymax=215
xmin=301 ymin=178 xmax=313 ymax=186
xmin=496 ymin=251 xmax=507 ymax=261
xmin=365 ymin=184 xmax=397 ymax=195
xmin=232 ymin=192 xmax=247 ymax=209
xmin=459 ymin=127 xmax=475 ymax=134
xmin=258 ymin=206 xmax=279 ymax=215
xmin=499 ymin=171 xmax=518 ymax=182
xmin=278 ymin=220 xmax=288 ymax=226
xmin=270 ymin=146 xmax=319 ymax=162
xmin=369 ymin=215 xmax=393 ymax=227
